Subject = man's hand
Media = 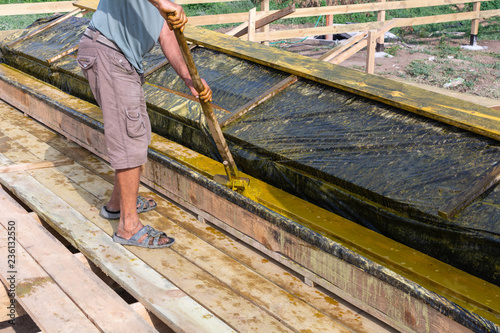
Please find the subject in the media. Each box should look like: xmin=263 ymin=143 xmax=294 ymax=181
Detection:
xmin=149 ymin=0 xmax=188 ymax=32
xmin=185 ymin=78 xmax=212 ymax=103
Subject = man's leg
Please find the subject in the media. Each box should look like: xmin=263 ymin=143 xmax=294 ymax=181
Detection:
xmin=109 ymin=167 xmax=169 ymax=245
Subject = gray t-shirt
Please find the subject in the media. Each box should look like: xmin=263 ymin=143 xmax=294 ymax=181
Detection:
xmin=89 ymin=0 xmax=165 ymax=73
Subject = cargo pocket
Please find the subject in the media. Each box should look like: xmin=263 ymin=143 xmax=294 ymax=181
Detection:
xmin=77 ymin=55 xmax=97 ymax=71
xmin=126 ymin=110 xmax=147 ymax=138
xmin=111 ymin=52 xmax=135 ymax=74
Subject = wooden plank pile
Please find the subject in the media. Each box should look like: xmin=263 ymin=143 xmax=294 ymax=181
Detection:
xmin=0 ymin=99 xmax=392 ymax=332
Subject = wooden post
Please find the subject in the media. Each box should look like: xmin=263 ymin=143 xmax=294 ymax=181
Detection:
xmin=366 ymin=30 xmax=377 ymax=74
xmin=260 ymin=0 xmax=270 ymax=45
xmin=470 ymin=1 xmax=481 ymax=46
xmin=248 ymin=7 xmax=257 ymax=42
xmin=376 ymin=0 xmax=386 ymax=51
xmin=325 ymin=15 xmax=333 ymax=41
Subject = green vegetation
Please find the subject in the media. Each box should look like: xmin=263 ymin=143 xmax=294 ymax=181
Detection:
xmin=1 ymin=0 xmax=499 ymax=39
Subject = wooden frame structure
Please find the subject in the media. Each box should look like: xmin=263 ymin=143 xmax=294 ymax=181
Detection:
xmin=1 ymin=63 xmax=499 ymax=332
xmin=0 ymin=2 xmax=499 ymax=331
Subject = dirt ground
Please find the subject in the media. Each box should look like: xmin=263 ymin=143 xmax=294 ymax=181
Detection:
xmin=275 ymin=33 xmax=500 ymax=101
xmin=218 ymin=22 xmax=500 ymax=101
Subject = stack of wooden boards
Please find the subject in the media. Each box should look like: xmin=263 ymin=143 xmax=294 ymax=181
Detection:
xmin=0 ymin=99 xmax=392 ymax=332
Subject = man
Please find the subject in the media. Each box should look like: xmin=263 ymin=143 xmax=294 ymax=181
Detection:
xmin=77 ymin=0 xmax=212 ymax=248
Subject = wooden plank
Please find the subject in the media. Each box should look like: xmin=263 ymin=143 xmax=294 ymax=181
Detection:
xmin=438 ymin=163 xmax=500 ymax=219
xmin=72 ymin=0 xmax=244 ymax=10
xmin=219 ymin=75 xmax=298 ymax=127
xmin=180 ymin=28 xmax=500 ymax=142
xmin=0 ymin=163 xmax=236 ymax=333
xmin=0 ymin=155 xmax=295 ymax=331
xmin=250 ymin=9 xmax=499 ymax=42
xmin=1 ymin=67 xmax=498 ymax=330
xmin=0 ymin=188 xmax=158 ymax=333
xmin=0 ymin=224 xmax=100 ymax=332
xmin=187 ymin=0 xmax=494 ymax=26
xmin=0 ymin=158 xmax=73 ymax=173
xmin=0 ymin=1 xmax=76 ymax=16
xmin=319 ymin=32 xmax=368 ymax=62
xmin=47 ymin=45 xmax=79 ymax=64
xmin=0 ymin=282 xmax=27 ymax=321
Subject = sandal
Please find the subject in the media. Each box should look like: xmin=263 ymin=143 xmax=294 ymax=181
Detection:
xmin=113 ymin=225 xmax=175 ymax=248
xmin=100 ymin=196 xmax=157 ymax=220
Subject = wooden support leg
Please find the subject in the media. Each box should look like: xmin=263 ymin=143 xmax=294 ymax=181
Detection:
xmin=470 ymin=2 xmax=481 ymax=46
xmin=325 ymin=15 xmax=333 ymax=41
xmin=376 ymin=0 xmax=386 ymax=51
xmin=260 ymin=0 xmax=270 ymax=46
xmin=366 ymin=30 xmax=377 ymax=74
xmin=248 ymin=7 xmax=257 ymax=42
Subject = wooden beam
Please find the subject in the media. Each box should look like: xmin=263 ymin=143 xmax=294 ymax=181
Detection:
xmin=230 ymin=5 xmax=295 ymax=38
xmin=248 ymin=7 xmax=257 ymax=42
xmin=376 ymin=0 xmax=386 ymax=46
xmin=260 ymin=0 xmax=270 ymax=45
xmin=219 ymin=75 xmax=298 ymax=127
xmin=0 ymin=1 xmax=76 ymax=16
xmin=319 ymin=32 xmax=368 ymax=63
xmin=47 ymin=45 xmax=79 ymax=64
xmin=438 ymin=163 xmax=500 ymax=219
xmin=72 ymin=0 xmax=244 ymax=9
xmin=187 ymin=0 xmax=494 ymax=26
xmin=0 ymin=158 xmax=73 ymax=173
xmin=366 ymin=30 xmax=377 ymax=74
xmin=251 ymin=10 xmax=499 ymax=42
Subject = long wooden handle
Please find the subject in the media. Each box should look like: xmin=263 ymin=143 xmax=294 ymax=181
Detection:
xmin=171 ymin=27 xmax=239 ymax=179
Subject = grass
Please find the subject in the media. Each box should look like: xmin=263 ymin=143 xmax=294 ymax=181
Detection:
xmin=1 ymin=0 xmax=499 ymax=36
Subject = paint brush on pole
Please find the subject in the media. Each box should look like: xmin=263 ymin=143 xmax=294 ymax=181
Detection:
xmin=168 ymin=17 xmax=250 ymax=193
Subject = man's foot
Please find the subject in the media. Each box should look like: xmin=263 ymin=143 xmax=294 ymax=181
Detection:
xmin=113 ymin=225 xmax=174 ymax=248
xmin=100 ymin=196 xmax=158 ymax=220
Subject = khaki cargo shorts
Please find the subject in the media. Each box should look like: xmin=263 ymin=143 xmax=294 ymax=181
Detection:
xmin=77 ymin=31 xmax=151 ymax=170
